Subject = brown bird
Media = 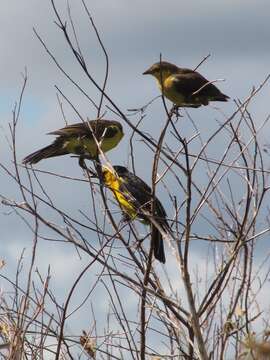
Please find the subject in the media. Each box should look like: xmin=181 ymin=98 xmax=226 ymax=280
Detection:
xmin=22 ymin=119 xmax=124 ymax=167
xmin=143 ymin=61 xmax=229 ymax=108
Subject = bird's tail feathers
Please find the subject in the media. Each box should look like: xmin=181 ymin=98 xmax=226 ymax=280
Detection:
xmin=22 ymin=144 xmax=67 ymax=165
xmin=212 ymin=93 xmax=230 ymax=102
xmin=152 ymin=226 xmax=166 ymax=263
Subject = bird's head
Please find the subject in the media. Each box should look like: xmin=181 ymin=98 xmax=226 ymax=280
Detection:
xmin=100 ymin=165 xmax=127 ymax=188
xmin=143 ymin=61 xmax=179 ymax=81
xmin=100 ymin=165 xmax=113 ymax=184
xmin=90 ymin=165 xmax=128 ymax=190
xmin=112 ymin=165 xmax=129 ymax=177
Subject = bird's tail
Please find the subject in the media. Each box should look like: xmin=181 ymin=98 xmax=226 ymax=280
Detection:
xmin=22 ymin=143 xmax=67 ymax=165
xmin=212 ymin=93 xmax=230 ymax=102
xmin=152 ymin=226 xmax=166 ymax=263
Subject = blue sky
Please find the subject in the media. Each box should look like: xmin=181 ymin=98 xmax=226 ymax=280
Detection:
xmin=0 ymin=0 xmax=270 ymax=357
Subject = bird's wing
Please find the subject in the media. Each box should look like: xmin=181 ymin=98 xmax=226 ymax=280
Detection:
xmin=118 ymin=171 xmax=168 ymax=263
xmin=48 ymin=121 xmax=120 ymax=139
xmin=171 ymin=71 xmax=224 ymax=98
xmin=48 ymin=122 xmax=94 ymax=137
xmin=120 ymin=173 xmax=168 ymax=223
xmin=119 ymin=173 xmax=152 ymax=208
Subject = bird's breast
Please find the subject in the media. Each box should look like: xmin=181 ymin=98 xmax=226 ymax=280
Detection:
xmin=156 ymin=76 xmax=186 ymax=106
xmin=107 ymin=179 xmax=137 ymax=219
xmin=99 ymin=128 xmax=124 ymax=153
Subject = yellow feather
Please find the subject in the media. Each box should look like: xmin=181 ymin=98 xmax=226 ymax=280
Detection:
xmin=65 ymin=127 xmax=123 ymax=157
xmin=102 ymin=168 xmax=137 ymax=218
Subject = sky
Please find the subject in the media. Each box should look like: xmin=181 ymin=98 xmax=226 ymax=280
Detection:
xmin=0 ymin=0 xmax=270 ymax=357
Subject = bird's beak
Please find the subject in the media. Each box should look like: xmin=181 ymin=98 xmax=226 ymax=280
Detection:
xmin=142 ymin=68 xmax=151 ymax=75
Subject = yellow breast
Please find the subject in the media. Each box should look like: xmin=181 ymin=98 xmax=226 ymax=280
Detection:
xmin=103 ymin=170 xmax=137 ymax=219
xmin=64 ymin=127 xmax=123 ymax=158
xmin=99 ymin=128 xmax=123 ymax=153
xmin=158 ymin=76 xmax=185 ymax=105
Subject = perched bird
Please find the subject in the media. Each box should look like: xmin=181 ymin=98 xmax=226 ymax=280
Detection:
xmin=22 ymin=119 xmax=124 ymax=167
xmin=101 ymin=165 xmax=169 ymax=263
xmin=143 ymin=61 xmax=229 ymax=108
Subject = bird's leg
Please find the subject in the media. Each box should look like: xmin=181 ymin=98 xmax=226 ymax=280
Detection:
xmin=79 ymin=156 xmax=88 ymax=170
xmin=170 ymin=105 xmax=183 ymax=119
xmin=76 ymin=156 xmax=96 ymax=177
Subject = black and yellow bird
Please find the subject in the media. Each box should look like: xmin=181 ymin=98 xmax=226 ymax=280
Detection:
xmin=22 ymin=119 xmax=124 ymax=167
xmin=143 ymin=61 xmax=229 ymax=108
xmin=101 ymin=165 xmax=169 ymax=263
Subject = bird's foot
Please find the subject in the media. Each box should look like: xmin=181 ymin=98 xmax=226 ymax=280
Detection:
xmin=71 ymin=156 xmax=96 ymax=177
xmin=170 ymin=105 xmax=183 ymax=119
xmin=78 ymin=156 xmax=88 ymax=170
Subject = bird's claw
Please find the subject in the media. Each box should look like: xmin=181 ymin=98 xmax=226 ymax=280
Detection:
xmin=170 ymin=105 xmax=183 ymax=119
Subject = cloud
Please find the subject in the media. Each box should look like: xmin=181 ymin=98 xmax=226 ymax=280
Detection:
xmin=0 ymin=3 xmax=270 ymax=355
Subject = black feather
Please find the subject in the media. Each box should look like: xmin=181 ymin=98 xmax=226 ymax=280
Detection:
xmin=113 ymin=166 xmax=168 ymax=263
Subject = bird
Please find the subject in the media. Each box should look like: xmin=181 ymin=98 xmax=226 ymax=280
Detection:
xmin=101 ymin=165 xmax=169 ymax=263
xmin=22 ymin=119 xmax=124 ymax=167
xmin=143 ymin=61 xmax=229 ymax=108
